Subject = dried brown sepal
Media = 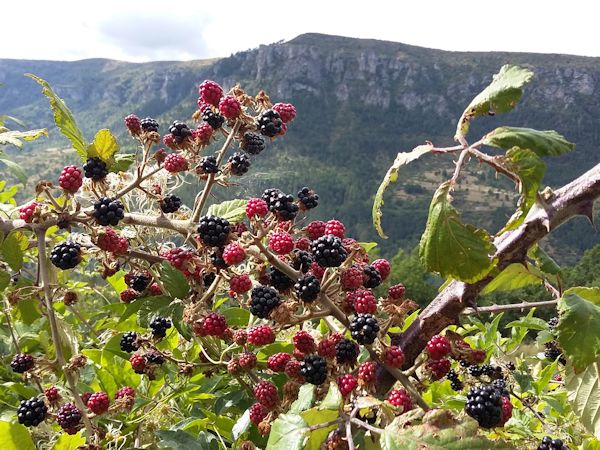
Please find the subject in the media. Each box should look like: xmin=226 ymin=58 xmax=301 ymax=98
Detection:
xmin=255 ymin=90 xmax=272 ymax=111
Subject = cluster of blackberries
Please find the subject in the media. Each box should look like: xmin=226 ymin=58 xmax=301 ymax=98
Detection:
xmin=17 ymin=397 xmax=47 ymax=427
xmin=50 ymin=241 xmax=82 ymax=270
xmin=250 ymin=286 xmax=281 ymax=319
xmin=150 ymin=316 xmax=172 ymax=338
xmin=311 ymin=235 xmax=347 ymax=267
xmin=297 ymin=187 xmax=319 ymax=209
xmin=93 ymin=197 xmax=125 ymax=226
xmin=295 ymin=274 xmax=320 ymax=302
xmin=198 ymin=215 xmax=231 ymax=247
xmin=120 ymin=331 xmax=139 ymax=352
xmin=300 ymin=354 xmax=328 ymax=385
xmin=11 ymin=353 xmax=34 ymax=373
xmin=83 ymin=157 xmax=108 ymax=180
xmin=536 ymin=437 xmax=569 ymax=450
xmin=447 ymin=369 xmax=463 ymax=391
xmin=228 ymin=152 xmax=251 ymax=175
xmin=544 ymin=341 xmax=566 ymax=365
xmin=169 ymin=121 xmax=192 ymax=143
xmin=468 ymin=364 xmax=503 ymax=379
xmin=262 ymin=189 xmax=299 ymax=221
xmin=160 ymin=194 xmax=182 ymax=213
xmin=257 ymin=109 xmax=283 ymax=137
xmin=350 ymin=313 xmax=379 ymax=345
xmin=141 ymin=117 xmax=159 ymax=132
xmin=202 ymin=107 xmax=225 ymax=130
xmin=241 ymin=132 xmax=265 ymax=155
xmin=199 ymin=156 xmax=219 ymax=174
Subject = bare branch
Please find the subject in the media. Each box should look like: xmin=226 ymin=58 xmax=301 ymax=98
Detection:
xmin=461 ymin=299 xmax=559 ymax=315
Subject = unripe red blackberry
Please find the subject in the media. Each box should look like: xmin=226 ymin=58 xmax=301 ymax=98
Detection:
xmin=358 ymin=361 xmax=378 ymax=385
xmin=254 ymin=380 xmax=279 ymax=409
xmin=130 ymin=353 xmax=146 ymax=373
xmin=269 ymin=231 xmax=294 ymax=255
xmin=93 ymin=197 xmax=125 ymax=226
xmin=56 ymin=403 xmax=81 ymax=431
xmin=309 ymin=261 xmax=326 ymax=280
xmin=272 ymin=102 xmax=296 ymax=123
xmin=311 ymin=235 xmax=347 ymax=267
xmin=87 ymin=391 xmax=110 ymax=414
xmin=300 ymin=354 xmax=328 ymax=385
xmin=383 ymin=346 xmax=405 ymax=368
xmin=239 ymin=352 xmax=257 ymax=370
xmin=162 ymin=133 xmax=177 ymax=149
xmin=19 ymin=202 xmax=39 ymax=223
xmin=163 ymin=153 xmax=189 ymax=173
xmin=324 ymin=220 xmax=345 ymax=239
xmin=228 ymin=152 xmax=251 ymax=176
xmin=371 ymin=259 xmax=391 ymax=280
xmin=388 ymin=283 xmax=406 ymax=300
xmin=83 ymin=157 xmax=108 ymax=180
xmin=80 ymin=392 xmax=92 ymax=405
xmin=115 ymin=386 xmax=135 ymax=409
xmin=198 ymin=80 xmax=223 ymax=107
xmin=11 ymin=353 xmax=34 ymax=373
xmin=50 ymin=242 xmax=82 ymax=270
xmin=241 ymin=131 xmax=265 ymax=155
xmin=499 ymin=395 xmax=512 ymax=426
xmin=387 ymin=388 xmax=413 ymax=413
xmin=246 ymin=198 xmax=269 ymax=218
xmin=247 ymin=325 xmax=275 ymax=346
xmin=306 ymin=220 xmax=326 ymax=240
xmin=198 ymin=215 xmax=230 ymax=247
xmin=96 ymin=227 xmax=128 ymax=254
xmin=249 ymin=402 xmax=267 ymax=425
xmin=295 ymin=237 xmax=311 ymax=251
xmin=250 ymin=286 xmax=281 ymax=319
xmin=341 ymin=266 xmax=364 ymax=290
xmin=193 ymin=122 xmax=213 ymax=146
xmin=202 ymin=312 xmax=228 ymax=337
xmin=228 ymin=358 xmax=241 ymax=374
xmin=350 ymin=313 xmax=379 ymax=345
xmin=162 ymin=247 xmax=198 ymax=277
xmin=124 ymin=114 xmax=141 ymax=134
xmin=233 ymin=329 xmax=248 ymax=345
xmin=297 ymin=187 xmax=319 ymax=210
xmin=426 ymin=335 xmax=451 ymax=360
xmin=58 ymin=165 xmax=83 ymax=193
xmin=353 ymin=290 xmax=377 ymax=314
xmin=230 ymin=274 xmax=252 ymax=294
xmin=219 ymin=95 xmax=242 ymax=119
xmin=293 ymin=331 xmax=316 ymax=354
xmin=222 ymin=243 xmax=246 ymax=265
xmin=427 ymin=358 xmax=451 ymax=380
xmin=267 ymin=353 xmax=292 ymax=372
xmin=295 ymin=274 xmax=321 ymax=302
xmin=44 ymin=386 xmax=60 ymax=403
xmin=317 ymin=337 xmax=337 ymax=360
xmin=160 ymin=194 xmax=182 ymax=214
xmin=17 ymin=397 xmax=47 ymax=427
xmin=120 ymin=288 xmax=138 ymax=303
xmin=285 ymin=359 xmax=302 ymax=379
xmin=257 ymin=109 xmax=283 ymax=137
xmin=337 ymin=374 xmax=357 ymax=397
xmin=335 ymin=339 xmax=359 ymax=365
xmin=362 ymin=265 xmax=382 ymax=289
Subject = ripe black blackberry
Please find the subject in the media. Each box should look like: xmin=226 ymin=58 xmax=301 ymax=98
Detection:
xmin=349 ymin=313 xmax=380 ymax=345
xmin=150 ymin=316 xmax=172 ymax=338
xmin=262 ymin=188 xmax=283 ymax=209
xmin=160 ymin=194 xmax=182 ymax=213
xmin=537 ymin=436 xmax=569 ymax=450
xmin=50 ymin=242 xmax=82 ymax=270
xmin=120 ymin=331 xmax=139 ymax=352
xmin=292 ymin=250 xmax=314 ymax=273
xmin=140 ymin=117 xmax=159 ymax=132
xmin=250 ymin=285 xmax=281 ymax=318
xmin=17 ymin=397 xmax=47 ymax=427
xmin=257 ymin=109 xmax=283 ymax=137
xmin=311 ymin=235 xmax=348 ymax=267
xmin=146 ymin=351 xmax=165 ymax=365
xmin=210 ymin=249 xmax=228 ymax=269
xmin=202 ymin=108 xmax=225 ymax=130
xmin=204 ymin=272 xmax=217 ymax=288
xmin=169 ymin=121 xmax=192 ymax=143
xmin=241 ymin=131 xmax=265 ymax=155
xmin=11 ymin=353 xmax=35 ymax=373
xmin=363 ymin=265 xmax=382 ymax=288
xmin=228 ymin=152 xmax=251 ymax=176
xmin=57 ymin=403 xmax=81 ymax=430
xmin=198 ymin=155 xmax=219 ymax=174
xmin=491 ymin=379 xmax=509 ymax=396
xmin=468 ymin=364 xmax=503 ymax=379
xmin=545 ymin=341 xmax=567 ymax=365
xmin=93 ymin=197 xmax=125 ymax=226
xmin=447 ymin=369 xmax=463 ymax=391
xmin=335 ymin=339 xmax=359 ymax=365
xmin=267 ymin=265 xmax=295 ymax=291
xmin=297 ymin=187 xmax=319 ymax=210
xmin=300 ymin=354 xmax=328 ymax=385
xmin=83 ymin=157 xmax=108 ymax=180
xmin=273 ymin=195 xmax=299 ymax=221
xmin=198 ymin=215 xmax=231 ymax=247
xmin=295 ymin=274 xmax=321 ymax=302
xmin=465 ymin=384 xmax=503 ymax=428
xmin=129 ymin=272 xmax=151 ymax=292
xmin=548 ymin=317 xmax=559 ymax=329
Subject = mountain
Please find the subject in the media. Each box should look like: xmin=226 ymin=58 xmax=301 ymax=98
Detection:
xmin=1 ymin=33 xmax=600 ymax=262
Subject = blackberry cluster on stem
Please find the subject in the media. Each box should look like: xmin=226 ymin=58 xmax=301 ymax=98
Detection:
xmin=93 ymin=197 xmax=125 ymax=226
xmin=349 ymin=313 xmax=379 ymax=345
xmin=257 ymin=109 xmax=283 ymax=137
xmin=228 ymin=152 xmax=250 ymax=175
xmin=198 ymin=215 xmax=231 ymax=247
xmin=295 ymin=274 xmax=321 ymax=302
xmin=311 ymin=235 xmax=347 ymax=267
xmin=50 ymin=242 xmax=82 ymax=270
xmin=120 ymin=331 xmax=139 ymax=352
xmin=141 ymin=117 xmax=159 ymax=132
xmin=160 ymin=194 xmax=182 ymax=213
xmin=241 ymin=132 xmax=265 ymax=155
xmin=17 ymin=397 xmax=47 ymax=427
xmin=150 ymin=316 xmax=172 ymax=338
xmin=297 ymin=187 xmax=319 ymax=209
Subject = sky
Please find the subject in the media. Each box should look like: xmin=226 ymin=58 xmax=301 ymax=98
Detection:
xmin=2 ymin=1 xmax=600 ymax=62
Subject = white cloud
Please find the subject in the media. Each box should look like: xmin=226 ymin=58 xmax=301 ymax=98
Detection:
xmin=1 ymin=0 xmax=599 ymax=61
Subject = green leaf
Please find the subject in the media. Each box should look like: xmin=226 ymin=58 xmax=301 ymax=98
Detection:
xmin=290 ymin=384 xmax=316 ymax=413
xmin=106 ymin=270 xmax=127 ymax=294
xmin=0 ymin=421 xmax=35 ymax=450
xmin=266 ymin=413 xmax=308 ymax=450
xmin=528 ymin=244 xmax=562 ymax=275
xmin=566 ymin=361 xmax=600 ymax=439
xmin=207 ymin=199 xmax=248 ymax=224
xmin=557 ymin=287 xmax=600 ymax=371
xmin=221 ymin=307 xmax=250 ymax=327
xmin=483 ymin=127 xmax=575 ymax=157
xmin=26 ymin=74 xmax=87 ymax=160
xmin=110 ymin=153 xmax=136 ymax=173
xmin=359 ymin=242 xmax=378 ymax=253
xmin=0 ymin=156 xmax=27 ymax=185
xmin=52 ymin=431 xmax=85 ymax=449
xmin=232 ymin=409 xmax=251 ymax=441
xmin=505 ymin=315 xmax=548 ymax=331
xmin=455 ymin=64 xmax=534 ymax=139
xmin=159 ymin=262 xmax=190 ymax=299
xmin=419 ymin=181 xmax=496 ymax=283
xmin=0 ymin=270 xmax=10 ymax=292
xmin=0 ymin=128 xmax=47 ymax=148
xmin=373 ymin=144 xmax=433 ymax=238
xmin=319 ymin=382 xmax=343 ymax=410
xmin=501 ymin=147 xmax=546 ymax=231
xmin=87 ymin=129 xmax=119 ymax=164
xmin=156 ymin=430 xmax=203 ymax=449
xmin=1 ymin=232 xmax=24 ymax=271
xmin=300 ymin=408 xmax=339 ymax=450
xmin=481 ymin=263 xmax=543 ymax=294
xmin=533 ymin=359 xmax=558 ymax=395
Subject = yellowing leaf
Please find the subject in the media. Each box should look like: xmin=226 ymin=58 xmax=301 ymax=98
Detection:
xmin=87 ymin=129 xmax=119 ymax=163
